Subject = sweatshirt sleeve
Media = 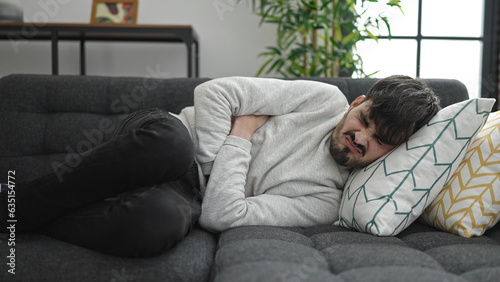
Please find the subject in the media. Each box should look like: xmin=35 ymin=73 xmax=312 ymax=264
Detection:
xmin=198 ymin=135 xmax=342 ymax=233
xmin=194 ymin=76 xmax=342 ymax=175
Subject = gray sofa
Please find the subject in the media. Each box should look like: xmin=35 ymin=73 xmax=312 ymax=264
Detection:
xmin=1 ymin=74 xmax=499 ymax=282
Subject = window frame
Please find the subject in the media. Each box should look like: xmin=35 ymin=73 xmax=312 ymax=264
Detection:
xmin=366 ymin=0 xmax=499 ymax=104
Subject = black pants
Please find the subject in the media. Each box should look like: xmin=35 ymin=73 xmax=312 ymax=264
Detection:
xmin=0 ymin=109 xmax=201 ymax=257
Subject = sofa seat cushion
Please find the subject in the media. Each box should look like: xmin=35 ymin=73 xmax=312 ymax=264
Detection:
xmin=212 ymin=222 xmax=500 ymax=282
xmin=0 ymin=227 xmax=216 ymax=282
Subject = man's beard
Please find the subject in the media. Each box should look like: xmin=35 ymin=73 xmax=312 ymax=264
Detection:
xmin=329 ymin=114 xmax=352 ymax=167
xmin=329 ymin=116 xmax=368 ymax=169
xmin=329 ymin=141 xmax=351 ymax=167
xmin=329 ymin=136 xmax=369 ymax=169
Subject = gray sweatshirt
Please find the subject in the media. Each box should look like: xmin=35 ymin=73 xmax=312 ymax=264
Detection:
xmin=175 ymin=77 xmax=351 ymax=232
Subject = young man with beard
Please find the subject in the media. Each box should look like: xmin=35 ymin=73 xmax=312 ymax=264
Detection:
xmin=0 ymin=75 xmax=440 ymax=257
xmin=194 ymin=75 xmax=440 ymax=232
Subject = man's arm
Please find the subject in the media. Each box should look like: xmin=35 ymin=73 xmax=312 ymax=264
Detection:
xmin=230 ymin=115 xmax=269 ymax=141
xmin=198 ymin=114 xmax=342 ymax=233
xmin=194 ymin=76 xmax=345 ymax=176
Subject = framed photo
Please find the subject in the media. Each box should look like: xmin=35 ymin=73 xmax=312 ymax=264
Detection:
xmin=90 ymin=0 xmax=138 ymax=24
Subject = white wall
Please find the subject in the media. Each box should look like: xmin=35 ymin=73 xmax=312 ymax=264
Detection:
xmin=0 ymin=0 xmax=276 ymax=78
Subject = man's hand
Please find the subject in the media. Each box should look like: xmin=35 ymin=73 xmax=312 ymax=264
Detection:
xmin=230 ymin=115 xmax=270 ymax=141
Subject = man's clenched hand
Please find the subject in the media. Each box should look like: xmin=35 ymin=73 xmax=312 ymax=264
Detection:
xmin=230 ymin=115 xmax=269 ymax=141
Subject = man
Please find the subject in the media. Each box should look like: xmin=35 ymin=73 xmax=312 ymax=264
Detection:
xmin=188 ymin=75 xmax=440 ymax=232
xmin=0 ymin=75 xmax=440 ymax=257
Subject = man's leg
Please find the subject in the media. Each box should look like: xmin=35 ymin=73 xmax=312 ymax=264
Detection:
xmin=0 ymin=109 xmax=195 ymax=232
xmin=39 ymin=163 xmax=201 ymax=257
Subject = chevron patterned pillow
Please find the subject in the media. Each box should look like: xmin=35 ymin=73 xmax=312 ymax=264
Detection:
xmin=420 ymin=111 xmax=500 ymax=237
xmin=335 ymin=98 xmax=495 ymax=236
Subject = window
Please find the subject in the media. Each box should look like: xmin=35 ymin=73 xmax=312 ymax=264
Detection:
xmin=355 ymin=0 xmax=498 ymax=100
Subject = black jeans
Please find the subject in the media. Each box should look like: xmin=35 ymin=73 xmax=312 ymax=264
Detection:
xmin=0 ymin=109 xmax=201 ymax=257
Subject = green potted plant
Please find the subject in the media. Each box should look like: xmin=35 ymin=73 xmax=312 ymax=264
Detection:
xmin=246 ymin=0 xmax=402 ymax=77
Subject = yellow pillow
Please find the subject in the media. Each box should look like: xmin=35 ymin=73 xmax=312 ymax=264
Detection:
xmin=421 ymin=111 xmax=500 ymax=237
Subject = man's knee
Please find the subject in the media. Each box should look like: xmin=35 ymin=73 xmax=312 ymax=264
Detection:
xmin=106 ymin=186 xmax=200 ymax=257
xmin=148 ymin=117 xmax=195 ymax=175
xmin=128 ymin=114 xmax=195 ymax=183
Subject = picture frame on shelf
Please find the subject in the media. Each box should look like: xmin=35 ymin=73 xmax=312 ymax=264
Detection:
xmin=90 ymin=0 xmax=138 ymax=24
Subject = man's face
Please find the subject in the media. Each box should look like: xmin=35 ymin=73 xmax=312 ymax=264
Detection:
xmin=330 ymin=96 xmax=395 ymax=169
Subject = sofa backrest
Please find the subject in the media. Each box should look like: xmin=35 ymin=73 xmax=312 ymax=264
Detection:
xmin=0 ymin=74 xmax=469 ymax=183
xmin=302 ymin=77 xmax=469 ymax=107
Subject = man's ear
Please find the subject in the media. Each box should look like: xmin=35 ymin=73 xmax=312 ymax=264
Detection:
xmin=348 ymin=95 xmax=366 ymax=110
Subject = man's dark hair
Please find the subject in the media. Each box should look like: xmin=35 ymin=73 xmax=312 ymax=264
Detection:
xmin=365 ymin=75 xmax=441 ymax=146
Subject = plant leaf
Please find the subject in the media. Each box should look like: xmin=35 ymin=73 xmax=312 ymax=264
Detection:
xmin=256 ymin=57 xmax=275 ymax=77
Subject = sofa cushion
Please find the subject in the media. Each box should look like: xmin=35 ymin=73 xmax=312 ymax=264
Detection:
xmin=0 ymin=227 xmax=216 ymax=281
xmin=335 ymin=98 xmax=495 ymax=236
xmin=421 ymin=111 xmax=500 ymax=237
xmin=0 ymin=74 xmax=210 ymax=182
xmin=212 ymin=222 xmax=500 ymax=281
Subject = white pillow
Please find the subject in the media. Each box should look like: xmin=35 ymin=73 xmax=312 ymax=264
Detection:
xmin=334 ymin=98 xmax=495 ymax=236
xmin=420 ymin=111 xmax=500 ymax=237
